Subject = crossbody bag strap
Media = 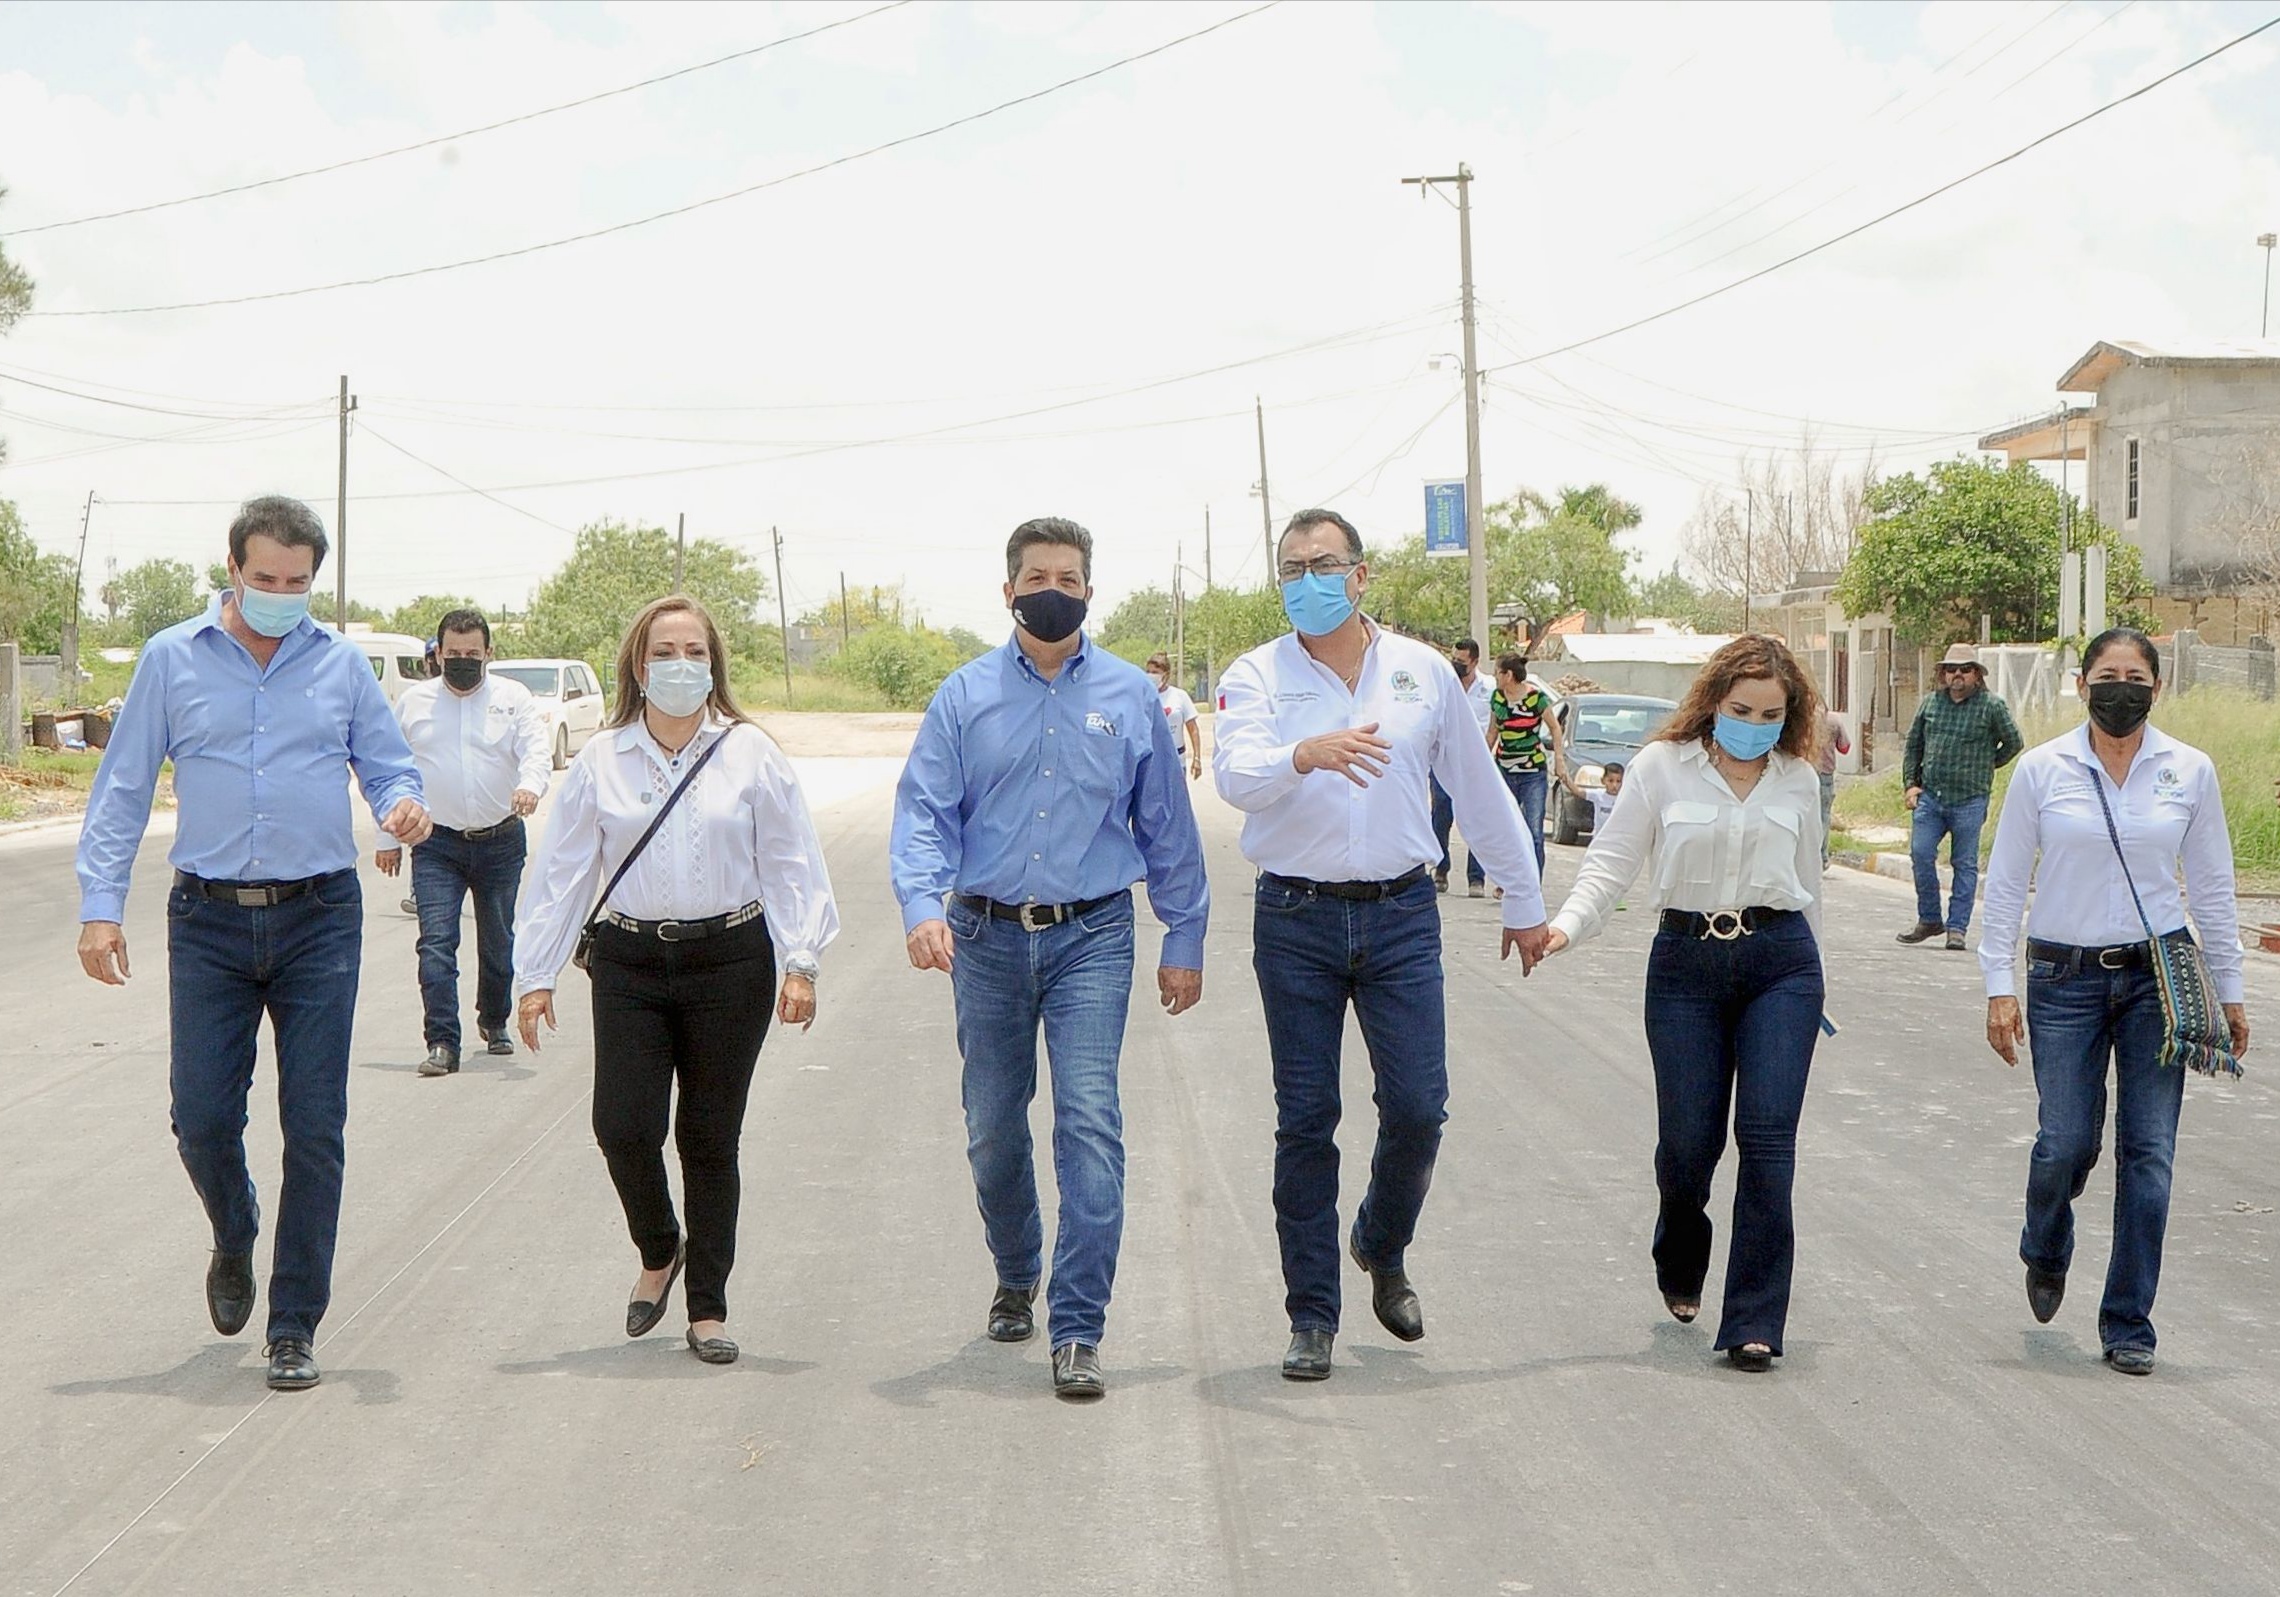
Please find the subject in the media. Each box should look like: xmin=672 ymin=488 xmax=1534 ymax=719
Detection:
xmin=584 ymin=725 xmax=736 ymax=932
xmin=2086 ymin=761 xmax=2160 ymax=944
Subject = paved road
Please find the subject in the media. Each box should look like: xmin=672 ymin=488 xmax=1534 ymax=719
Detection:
xmin=4 ymin=754 xmax=2278 ymax=1596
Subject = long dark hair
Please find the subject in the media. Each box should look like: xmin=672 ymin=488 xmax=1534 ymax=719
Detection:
xmin=606 ymin=595 xmax=756 ymax=729
xmin=1653 ymin=635 xmax=1823 ymax=763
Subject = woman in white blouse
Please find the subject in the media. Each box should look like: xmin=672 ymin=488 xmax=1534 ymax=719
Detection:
xmin=515 ymin=596 xmax=839 ymax=1366
xmin=1543 ymin=636 xmax=1826 ymax=1373
xmin=1977 ymin=626 xmax=2248 ymax=1377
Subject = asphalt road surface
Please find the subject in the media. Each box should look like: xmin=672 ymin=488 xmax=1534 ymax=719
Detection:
xmin=4 ymin=750 xmax=2278 ymax=1597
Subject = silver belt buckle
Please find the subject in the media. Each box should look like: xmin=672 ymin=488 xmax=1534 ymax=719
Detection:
xmin=656 ymin=920 xmax=691 ymax=942
xmin=1018 ymin=902 xmax=1053 ymax=933
xmin=1703 ymin=909 xmax=1748 ymax=941
xmin=2098 ymin=946 xmax=2130 ymax=969
xmin=234 ymin=887 xmax=271 ymax=908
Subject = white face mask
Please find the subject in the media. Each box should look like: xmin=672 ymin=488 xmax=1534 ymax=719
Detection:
xmin=643 ymin=657 xmax=712 ymax=717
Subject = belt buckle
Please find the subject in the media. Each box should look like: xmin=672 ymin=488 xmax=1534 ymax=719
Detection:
xmin=1018 ymin=902 xmax=1054 ymax=933
xmin=1703 ymin=909 xmax=1748 ymax=941
xmin=233 ymin=887 xmax=271 ymax=908
xmin=2098 ymin=946 xmax=2130 ymax=969
xmin=656 ymin=920 xmax=689 ymax=942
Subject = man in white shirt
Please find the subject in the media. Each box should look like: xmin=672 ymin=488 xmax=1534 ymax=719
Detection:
xmin=1430 ymin=639 xmax=1497 ymax=895
xmin=1145 ymin=651 xmax=1204 ymax=779
xmin=1213 ymin=509 xmax=1551 ymax=1382
xmin=378 ymin=609 xmax=551 ymax=1076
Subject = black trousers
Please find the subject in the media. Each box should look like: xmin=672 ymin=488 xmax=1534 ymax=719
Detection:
xmin=588 ymin=914 xmax=775 ymax=1324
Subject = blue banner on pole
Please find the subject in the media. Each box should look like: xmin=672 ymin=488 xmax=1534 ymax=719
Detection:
xmin=1424 ymin=480 xmax=1467 ymax=559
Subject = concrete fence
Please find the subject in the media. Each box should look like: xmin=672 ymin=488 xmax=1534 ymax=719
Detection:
xmin=2161 ymin=629 xmax=2278 ymax=698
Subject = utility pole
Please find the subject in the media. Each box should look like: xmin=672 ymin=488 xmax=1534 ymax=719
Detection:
xmin=334 ymin=375 xmax=357 ymax=632
xmin=2261 ymin=233 xmax=2277 ymax=338
xmin=772 ymin=526 xmax=793 ymax=707
xmin=839 ymin=573 xmax=851 ymax=647
xmin=1203 ymin=505 xmax=1213 ymax=591
xmin=674 ymin=512 xmax=686 ymax=592
xmin=1743 ymin=491 xmax=1754 ymax=634
xmin=1175 ymin=543 xmax=1187 ymax=679
xmin=1254 ymin=398 xmax=1274 ymax=578
xmin=1402 ymin=164 xmax=1487 ymax=647
xmin=65 ymin=489 xmax=94 ymax=695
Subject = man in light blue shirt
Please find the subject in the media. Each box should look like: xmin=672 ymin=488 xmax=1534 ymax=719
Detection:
xmin=76 ymin=496 xmax=430 ymax=1392
xmin=892 ymin=516 xmax=1208 ymax=1401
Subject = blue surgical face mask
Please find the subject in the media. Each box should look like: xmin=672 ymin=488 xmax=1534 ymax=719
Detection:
xmin=1280 ymin=571 xmax=1357 ymax=637
xmin=643 ymin=657 xmax=712 ymax=717
xmin=1713 ymin=712 xmax=1784 ymax=762
xmin=234 ymin=582 xmax=310 ymax=639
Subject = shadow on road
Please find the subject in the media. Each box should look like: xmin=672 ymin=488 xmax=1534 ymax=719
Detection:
xmin=355 ymin=1056 xmax=538 ymax=1083
xmin=1990 ymin=1326 xmax=2240 ymax=1385
xmin=871 ymin=1336 xmax=1189 ymax=1407
xmin=51 ymin=1341 xmax=403 ymax=1405
xmin=497 ymin=1341 xmax=817 ymax=1380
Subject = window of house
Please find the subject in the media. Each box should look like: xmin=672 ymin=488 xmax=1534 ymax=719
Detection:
xmin=2126 ymin=438 xmax=2140 ymax=522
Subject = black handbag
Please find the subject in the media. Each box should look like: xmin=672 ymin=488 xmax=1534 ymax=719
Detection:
xmin=571 ymin=730 xmax=734 ymax=972
xmin=2088 ymin=769 xmax=2241 ymax=1078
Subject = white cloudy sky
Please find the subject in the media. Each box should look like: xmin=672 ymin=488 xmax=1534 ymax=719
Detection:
xmin=0 ymin=0 xmax=2275 ymax=638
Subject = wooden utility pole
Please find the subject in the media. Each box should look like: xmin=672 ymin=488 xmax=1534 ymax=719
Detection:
xmin=839 ymin=573 xmax=851 ymax=647
xmin=772 ymin=526 xmax=793 ymax=707
xmin=1402 ymin=164 xmax=1486 ymax=647
xmin=1254 ymin=398 xmax=1274 ymax=577
xmin=334 ymin=375 xmax=357 ymax=631
xmin=64 ymin=489 xmax=94 ymax=696
xmin=1203 ymin=505 xmax=1213 ymax=591
xmin=674 ymin=512 xmax=686 ymax=592
xmin=1174 ymin=544 xmax=1186 ymax=679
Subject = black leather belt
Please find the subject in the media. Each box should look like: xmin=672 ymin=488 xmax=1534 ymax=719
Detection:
xmin=1258 ymin=866 xmax=1429 ymax=902
xmin=175 ymin=871 xmax=323 ymax=908
xmin=601 ymin=901 xmax=765 ymax=943
xmin=956 ymin=892 xmax=1120 ymax=932
xmin=1660 ymin=906 xmax=1800 ymax=940
xmin=436 ymin=817 xmax=521 ymax=841
xmin=2028 ymin=937 xmax=2150 ymax=973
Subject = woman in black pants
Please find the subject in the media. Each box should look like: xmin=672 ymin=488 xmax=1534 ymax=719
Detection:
xmin=515 ymin=596 xmax=839 ymax=1364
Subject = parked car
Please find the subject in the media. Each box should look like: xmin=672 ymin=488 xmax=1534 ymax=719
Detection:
xmin=488 ymin=658 xmax=607 ymax=768
xmin=1547 ymin=691 xmax=1678 ymax=845
xmin=351 ymin=631 xmax=436 ymax=705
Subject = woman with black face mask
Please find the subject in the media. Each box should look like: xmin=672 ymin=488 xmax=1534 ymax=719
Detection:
xmin=1975 ymin=626 xmax=2250 ymax=1377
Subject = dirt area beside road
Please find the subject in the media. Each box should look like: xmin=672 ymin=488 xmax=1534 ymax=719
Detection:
xmin=753 ymin=711 xmax=923 ymax=758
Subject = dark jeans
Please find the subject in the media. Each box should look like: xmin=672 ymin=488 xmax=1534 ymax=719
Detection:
xmin=1429 ymin=775 xmax=1484 ymax=887
xmin=948 ymin=891 xmax=1135 ymax=1351
xmin=1500 ymin=765 xmax=1548 ymax=877
xmin=411 ymin=821 xmax=526 ymax=1052
xmin=1641 ymin=912 xmax=1823 ymax=1353
xmin=2021 ymin=955 xmax=2185 ymax=1353
xmin=166 ymin=869 xmax=363 ymax=1343
xmin=1910 ymin=792 xmax=1987 ymax=932
xmin=1252 ymin=873 xmax=1447 ymax=1334
xmin=589 ymin=914 xmax=775 ymax=1324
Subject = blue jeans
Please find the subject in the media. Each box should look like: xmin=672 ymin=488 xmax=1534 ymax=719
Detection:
xmin=411 ymin=821 xmax=526 ymax=1051
xmin=1500 ymin=765 xmax=1548 ymax=877
xmin=166 ymin=870 xmax=363 ymax=1343
xmin=1910 ymin=792 xmax=1988 ymax=931
xmin=947 ymin=890 xmax=1136 ymax=1350
xmin=1252 ymin=873 xmax=1447 ymax=1334
xmin=2021 ymin=956 xmax=2185 ymax=1353
xmin=1641 ymin=912 xmax=1823 ymax=1353
xmin=1429 ymin=775 xmax=1484 ymax=887
xmin=1818 ymin=773 xmax=1836 ymax=866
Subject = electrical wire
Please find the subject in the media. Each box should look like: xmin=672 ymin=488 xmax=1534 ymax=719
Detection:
xmin=27 ymin=2 xmax=1285 ymax=318
xmin=357 ymin=426 xmax=578 ymax=533
xmin=0 ymin=367 xmax=329 ymax=420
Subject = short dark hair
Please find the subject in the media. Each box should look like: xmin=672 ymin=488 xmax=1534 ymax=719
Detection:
xmin=1144 ymin=652 xmax=1171 ymax=672
xmin=436 ymin=607 xmax=491 ymax=649
xmin=1006 ymin=517 xmax=1093 ymax=583
xmin=1495 ymin=652 xmax=1528 ymax=679
xmin=1455 ymin=638 xmax=1480 ymax=659
xmin=1279 ymin=508 xmax=1362 ymax=561
xmin=1602 ymin=760 xmax=1625 ymax=779
xmin=229 ymin=495 xmax=329 ymax=573
xmin=2083 ymin=625 xmax=2161 ymax=680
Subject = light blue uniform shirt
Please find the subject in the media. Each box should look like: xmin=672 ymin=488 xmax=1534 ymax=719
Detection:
xmin=890 ymin=634 xmax=1210 ymax=969
xmin=77 ymin=598 xmax=424 ymax=923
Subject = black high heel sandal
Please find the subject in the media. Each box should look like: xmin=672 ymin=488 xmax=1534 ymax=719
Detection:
xmin=1726 ymin=1343 xmax=1774 ymax=1373
xmin=1662 ymin=1292 xmax=1699 ymax=1324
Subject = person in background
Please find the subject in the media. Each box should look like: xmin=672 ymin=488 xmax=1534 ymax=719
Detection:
xmin=1817 ymin=709 xmax=1852 ymax=868
xmin=1898 ymin=643 xmax=2022 ymax=951
xmin=1430 ymin=638 xmax=1497 ymax=896
xmin=515 ymin=596 xmax=838 ymax=1368
xmin=1977 ymin=626 xmax=2248 ymax=1377
xmin=75 ymin=495 xmax=431 ymax=1392
xmin=893 ymin=518 xmax=1209 ymax=1402
xmin=1588 ymin=759 xmax=1626 ymax=837
xmin=1542 ymin=635 xmax=1826 ymax=1374
xmin=378 ymin=608 xmax=551 ymax=1077
xmin=1485 ymin=652 xmax=1563 ymax=879
xmin=1145 ymin=651 xmax=1204 ymax=780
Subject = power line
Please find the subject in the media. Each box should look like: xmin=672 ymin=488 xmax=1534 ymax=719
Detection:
xmin=0 ymin=2 xmax=917 ymax=239
xmin=357 ymin=426 xmax=578 ymax=533
xmin=28 ymin=2 xmax=1284 ymax=318
xmin=0 ymin=366 xmax=329 ymax=420
xmin=1482 ymin=14 xmax=2279 ymax=375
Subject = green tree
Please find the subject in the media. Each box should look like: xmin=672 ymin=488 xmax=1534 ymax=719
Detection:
xmin=307 ymin=594 xmax=385 ymax=627
xmin=1555 ymin=483 xmax=1644 ymax=536
xmin=522 ymin=519 xmax=767 ymax=669
xmin=1369 ymin=482 xmax=1638 ymax=640
xmin=0 ymin=500 xmax=79 ymax=653
xmin=827 ymin=622 xmax=962 ymax=709
xmin=0 ymin=189 xmax=30 ymax=469
xmin=1096 ymin=585 xmax=1175 ymax=656
xmin=796 ymin=583 xmax=908 ymax=636
xmin=1835 ymin=457 xmax=2150 ymax=644
xmin=107 ymin=558 xmax=203 ymax=642
xmin=1633 ymin=564 xmax=1742 ymax=635
xmin=943 ymin=625 xmax=990 ymax=663
xmin=382 ymin=594 xmax=490 ymax=645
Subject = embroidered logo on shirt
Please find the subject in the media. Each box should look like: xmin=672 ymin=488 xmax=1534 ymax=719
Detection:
xmin=1390 ymin=670 xmax=1417 ymax=694
xmin=1084 ymin=711 xmax=1117 ymax=736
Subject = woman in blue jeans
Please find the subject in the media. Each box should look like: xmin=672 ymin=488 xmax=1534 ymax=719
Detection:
xmin=1976 ymin=627 xmax=2249 ymax=1376
xmin=1543 ymin=636 xmax=1826 ymax=1371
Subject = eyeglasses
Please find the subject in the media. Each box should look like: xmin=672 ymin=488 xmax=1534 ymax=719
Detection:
xmin=1277 ymin=555 xmax=1360 ymax=582
xmin=1939 ymin=664 xmax=1975 ymax=676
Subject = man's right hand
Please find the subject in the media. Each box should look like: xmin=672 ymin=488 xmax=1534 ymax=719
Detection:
xmin=907 ymin=919 xmax=955 ymax=973
xmin=1294 ymin=723 xmax=1392 ymax=788
xmin=1904 ymin=786 xmax=1924 ymax=811
xmin=79 ymin=922 xmax=130 ymax=986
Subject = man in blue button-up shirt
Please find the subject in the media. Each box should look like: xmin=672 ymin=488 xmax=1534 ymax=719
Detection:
xmin=891 ymin=516 xmax=1209 ymax=1401
xmin=75 ymin=496 xmax=430 ymax=1392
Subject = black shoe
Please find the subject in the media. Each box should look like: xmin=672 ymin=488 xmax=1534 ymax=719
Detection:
xmin=1051 ymin=1343 xmax=1105 ymax=1400
xmin=418 ymin=1045 xmax=459 ymax=1078
xmin=1281 ymin=1329 xmax=1334 ymax=1381
xmin=1349 ymin=1234 xmax=1424 ymax=1342
xmin=479 ymin=1026 xmax=515 ymax=1057
xmin=986 ymin=1283 xmax=1037 ymax=1344
xmin=686 ymin=1327 xmax=740 ymax=1365
xmin=1945 ymin=930 xmax=1968 ymax=952
xmin=1432 ymin=870 xmax=1449 ymax=894
xmin=2105 ymin=1346 xmax=2155 ymax=1376
xmin=206 ymin=1250 xmax=255 ymax=1337
xmin=265 ymin=1337 xmax=320 ymax=1390
xmin=626 ymin=1240 xmax=685 ymax=1339
xmin=1896 ymin=921 xmax=1944 ymax=945
xmin=1662 ymin=1290 xmax=1700 ymax=1325
xmin=1726 ymin=1343 xmax=1774 ymax=1373
xmin=2025 ymin=1266 xmax=2066 ymax=1324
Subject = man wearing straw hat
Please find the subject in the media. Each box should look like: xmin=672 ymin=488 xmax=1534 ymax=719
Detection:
xmin=1896 ymin=642 xmax=2023 ymax=952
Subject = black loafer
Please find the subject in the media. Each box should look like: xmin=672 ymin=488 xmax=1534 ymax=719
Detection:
xmin=1349 ymin=1235 xmax=1424 ymax=1342
xmin=986 ymin=1283 xmax=1037 ymax=1344
xmin=625 ymin=1240 xmax=685 ymax=1339
xmin=1051 ymin=1343 xmax=1105 ymax=1400
xmin=1726 ymin=1343 xmax=1774 ymax=1373
xmin=1281 ymin=1329 xmax=1334 ymax=1381
xmin=418 ymin=1045 xmax=459 ymax=1078
xmin=479 ymin=1026 xmax=515 ymax=1057
xmin=686 ymin=1327 xmax=740 ymax=1365
xmin=2105 ymin=1346 xmax=2155 ymax=1376
xmin=2025 ymin=1266 xmax=2067 ymax=1325
xmin=206 ymin=1250 xmax=255 ymax=1337
xmin=265 ymin=1337 xmax=320 ymax=1391
xmin=1896 ymin=922 xmax=1943 ymax=945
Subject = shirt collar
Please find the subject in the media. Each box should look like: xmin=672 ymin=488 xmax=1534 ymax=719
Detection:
xmin=1004 ymin=631 xmax=1089 ymax=684
xmin=615 ymin=712 xmax=729 ymax=762
xmin=2065 ymin=717 xmax=2175 ymax=779
xmin=190 ymin=594 xmax=321 ymax=648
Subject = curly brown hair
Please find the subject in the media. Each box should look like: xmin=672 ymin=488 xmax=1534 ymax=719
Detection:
xmin=1652 ymin=634 xmax=1823 ymax=763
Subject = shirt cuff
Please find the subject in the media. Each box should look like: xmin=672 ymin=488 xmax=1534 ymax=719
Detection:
xmin=1158 ymin=932 xmax=1205 ymax=970
xmin=80 ymin=888 xmax=128 ymax=924
xmin=901 ymin=893 xmax=951 ymax=935
xmin=1550 ymin=909 xmax=1588 ymax=946
xmin=1498 ymin=888 xmax=1549 ymax=929
xmin=2218 ymin=973 xmax=2247 ymax=1005
xmin=1983 ymin=969 xmax=2017 ymax=999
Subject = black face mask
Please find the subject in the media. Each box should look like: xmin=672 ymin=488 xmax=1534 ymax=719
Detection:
xmin=441 ymin=657 xmax=487 ymax=692
xmin=2085 ymin=679 xmax=2154 ymax=737
xmin=1011 ymin=589 xmax=1087 ymax=644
